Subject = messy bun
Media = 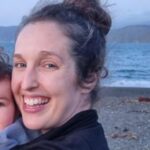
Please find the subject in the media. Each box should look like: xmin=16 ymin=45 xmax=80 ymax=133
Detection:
xmin=63 ymin=0 xmax=111 ymax=35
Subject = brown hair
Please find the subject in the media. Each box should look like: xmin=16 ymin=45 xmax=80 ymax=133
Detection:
xmin=64 ymin=0 xmax=111 ymax=35
xmin=0 ymin=52 xmax=12 ymax=80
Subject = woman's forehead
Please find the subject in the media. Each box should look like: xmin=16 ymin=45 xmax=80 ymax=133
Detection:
xmin=17 ymin=21 xmax=68 ymax=42
xmin=15 ymin=21 xmax=73 ymax=59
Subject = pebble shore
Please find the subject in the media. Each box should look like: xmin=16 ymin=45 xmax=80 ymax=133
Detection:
xmin=94 ymin=87 xmax=150 ymax=150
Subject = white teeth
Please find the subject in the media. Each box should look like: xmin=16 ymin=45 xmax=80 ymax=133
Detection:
xmin=24 ymin=98 xmax=49 ymax=106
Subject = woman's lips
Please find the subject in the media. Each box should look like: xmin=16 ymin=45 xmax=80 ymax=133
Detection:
xmin=23 ymin=96 xmax=49 ymax=113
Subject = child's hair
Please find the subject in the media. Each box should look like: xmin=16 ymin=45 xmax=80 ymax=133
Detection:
xmin=0 ymin=52 xmax=12 ymax=80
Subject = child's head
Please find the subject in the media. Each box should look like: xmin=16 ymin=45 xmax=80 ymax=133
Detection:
xmin=0 ymin=52 xmax=15 ymax=130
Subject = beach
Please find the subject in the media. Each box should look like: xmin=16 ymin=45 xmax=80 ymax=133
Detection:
xmin=94 ymin=86 xmax=150 ymax=150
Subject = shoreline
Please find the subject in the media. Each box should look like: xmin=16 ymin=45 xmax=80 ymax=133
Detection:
xmin=100 ymin=86 xmax=150 ymax=97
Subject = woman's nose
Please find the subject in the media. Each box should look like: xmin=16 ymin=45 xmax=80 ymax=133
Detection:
xmin=21 ymin=68 xmax=39 ymax=91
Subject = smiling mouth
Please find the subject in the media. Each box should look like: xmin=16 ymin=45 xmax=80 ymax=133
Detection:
xmin=24 ymin=97 xmax=49 ymax=106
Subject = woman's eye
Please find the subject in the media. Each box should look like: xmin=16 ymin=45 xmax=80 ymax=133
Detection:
xmin=14 ymin=63 xmax=26 ymax=68
xmin=44 ymin=64 xmax=57 ymax=69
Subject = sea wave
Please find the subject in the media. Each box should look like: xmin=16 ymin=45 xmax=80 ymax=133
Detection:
xmin=102 ymin=79 xmax=150 ymax=88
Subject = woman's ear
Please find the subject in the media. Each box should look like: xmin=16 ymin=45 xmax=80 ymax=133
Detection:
xmin=80 ymin=73 xmax=98 ymax=94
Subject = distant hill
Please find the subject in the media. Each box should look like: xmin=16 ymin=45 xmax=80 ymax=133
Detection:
xmin=0 ymin=25 xmax=150 ymax=43
xmin=107 ymin=25 xmax=150 ymax=43
xmin=0 ymin=26 xmax=17 ymax=42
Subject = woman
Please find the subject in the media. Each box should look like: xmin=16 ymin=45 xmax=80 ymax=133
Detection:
xmin=11 ymin=0 xmax=111 ymax=149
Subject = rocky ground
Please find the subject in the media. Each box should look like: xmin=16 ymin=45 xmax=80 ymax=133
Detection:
xmin=94 ymin=87 xmax=150 ymax=150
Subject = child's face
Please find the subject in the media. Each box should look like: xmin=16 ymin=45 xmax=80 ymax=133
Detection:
xmin=0 ymin=78 xmax=15 ymax=130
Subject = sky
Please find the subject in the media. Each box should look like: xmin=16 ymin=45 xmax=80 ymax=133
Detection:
xmin=0 ymin=0 xmax=150 ymax=28
xmin=107 ymin=0 xmax=150 ymax=28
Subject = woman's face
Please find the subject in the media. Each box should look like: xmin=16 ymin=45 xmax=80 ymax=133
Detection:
xmin=12 ymin=21 xmax=90 ymax=131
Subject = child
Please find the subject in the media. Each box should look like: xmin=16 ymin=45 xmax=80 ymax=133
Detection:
xmin=0 ymin=52 xmax=40 ymax=150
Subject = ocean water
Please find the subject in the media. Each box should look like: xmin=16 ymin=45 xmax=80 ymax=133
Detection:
xmin=1 ymin=42 xmax=150 ymax=88
xmin=102 ymin=43 xmax=150 ymax=87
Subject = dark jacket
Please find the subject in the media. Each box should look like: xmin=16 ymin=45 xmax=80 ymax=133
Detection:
xmin=11 ymin=110 xmax=109 ymax=150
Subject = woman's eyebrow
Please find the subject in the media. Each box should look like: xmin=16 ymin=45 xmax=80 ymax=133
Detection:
xmin=13 ymin=53 xmax=23 ymax=59
xmin=39 ymin=51 xmax=63 ymax=61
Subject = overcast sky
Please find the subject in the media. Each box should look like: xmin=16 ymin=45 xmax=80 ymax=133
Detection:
xmin=0 ymin=0 xmax=150 ymax=28
xmin=108 ymin=0 xmax=150 ymax=28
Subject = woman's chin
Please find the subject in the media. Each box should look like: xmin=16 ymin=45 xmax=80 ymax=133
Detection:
xmin=22 ymin=115 xmax=43 ymax=130
xmin=23 ymin=121 xmax=42 ymax=130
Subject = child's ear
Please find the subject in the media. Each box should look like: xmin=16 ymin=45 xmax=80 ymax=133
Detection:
xmin=80 ymin=73 xmax=98 ymax=94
